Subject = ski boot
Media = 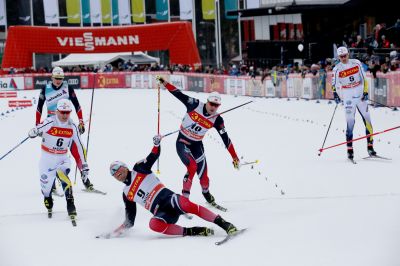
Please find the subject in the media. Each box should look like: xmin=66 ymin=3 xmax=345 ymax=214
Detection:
xmin=66 ymin=195 xmax=77 ymax=216
xmin=202 ymin=191 xmax=215 ymax=204
xmin=44 ymin=197 xmax=53 ymax=218
xmin=184 ymin=227 xmax=214 ymax=236
xmin=83 ymin=178 xmax=94 ymax=191
xmin=214 ymin=215 xmax=238 ymax=235
xmin=347 ymin=147 xmax=354 ymax=160
xmin=367 ymin=144 xmax=377 ymax=156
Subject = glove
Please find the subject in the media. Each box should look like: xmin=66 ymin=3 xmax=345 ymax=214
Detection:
xmin=153 ymin=135 xmax=162 ymax=146
xmin=232 ymin=158 xmax=240 ymax=170
xmin=333 ymin=91 xmax=341 ymax=104
xmin=28 ymin=128 xmax=39 ymax=138
xmin=155 ymin=75 xmax=165 ymax=84
xmin=362 ymin=92 xmax=369 ymax=101
xmin=78 ymin=120 xmax=85 ymax=134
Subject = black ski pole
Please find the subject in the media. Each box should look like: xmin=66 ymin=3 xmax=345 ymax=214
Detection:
xmin=0 ymin=136 xmax=29 ymax=161
xmin=369 ymin=99 xmax=398 ymax=111
xmin=318 ymin=103 xmax=338 ymax=156
xmin=162 ymin=100 xmax=253 ymax=138
xmin=74 ymin=82 xmax=95 ymax=184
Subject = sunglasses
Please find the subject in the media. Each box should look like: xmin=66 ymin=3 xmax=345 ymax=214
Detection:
xmin=208 ymin=102 xmax=221 ymax=107
xmin=339 ymin=54 xmax=347 ymax=58
xmin=54 ymin=78 xmax=64 ymax=80
xmin=110 ymin=165 xmax=122 ymax=176
xmin=58 ymin=110 xmax=71 ymax=115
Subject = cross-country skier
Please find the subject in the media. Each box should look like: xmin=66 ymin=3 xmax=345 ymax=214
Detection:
xmin=100 ymin=135 xmax=238 ymax=239
xmin=332 ymin=46 xmax=377 ymax=159
xmin=155 ymin=75 xmax=240 ymax=207
xmin=35 ymin=66 xmax=95 ymax=190
xmin=28 ymin=99 xmax=89 ymax=222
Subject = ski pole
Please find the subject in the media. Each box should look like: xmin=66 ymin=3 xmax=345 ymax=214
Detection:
xmin=74 ymin=83 xmax=95 ymax=185
xmin=156 ymin=83 xmax=161 ymax=175
xmin=318 ymin=104 xmax=338 ymax=156
xmin=369 ymin=99 xmax=398 ymax=111
xmin=318 ymin=125 xmax=400 ymax=154
xmin=162 ymin=100 xmax=253 ymax=138
xmin=0 ymin=136 xmax=29 ymax=161
xmin=240 ymin=160 xmax=259 ymax=167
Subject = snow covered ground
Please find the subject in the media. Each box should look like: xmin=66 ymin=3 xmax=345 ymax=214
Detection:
xmin=1 ymin=89 xmax=400 ymax=266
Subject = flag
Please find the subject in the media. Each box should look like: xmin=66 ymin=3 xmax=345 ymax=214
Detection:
xmin=66 ymin=0 xmax=80 ymax=23
xmin=101 ymin=0 xmax=111 ymax=24
xmin=82 ymin=0 xmax=91 ymax=23
xmin=118 ymin=0 xmax=131 ymax=24
xmin=179 ymin=0 xmax=192 ymax=20
xmin=225 ymin=0 xmax=237 ymax=20
xmin=246 ymin=0 xmax=259 ymax=9
xmin=43 ymin=0 xmax=59 ymax=24
xmin=90 ymin=0 xmax=101 ymax=23
xmin=112 ymin=0 xmax=119 ymax=24
xmin=156 ymin=0 xmax=168 ymax=21
xmin=0 ymin=0 xmax=6 ymax=26
xmin=18 ymin=0 xmax=31 ymax=25
xmin=202 ymin=0 xmax=215 ymax=20
xmin=131 ymin=0 xmax=144 ymax=23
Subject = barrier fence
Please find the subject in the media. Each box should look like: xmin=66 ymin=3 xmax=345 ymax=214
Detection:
xmin=1 ymin=71 xmax=400 ymax=107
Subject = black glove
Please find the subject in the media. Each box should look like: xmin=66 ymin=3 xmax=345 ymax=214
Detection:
xmin=78 ymin=120 xmax=85 ymax=134
xmin=333 ymin=91 xmax=341 ymax=104
xmin=155 ymin=75 xmax=165 ymax=84
xmin=362 ymin=92 xmax=369 ymax=101
xmin=153 ymin=135 xmax=162 ymax=146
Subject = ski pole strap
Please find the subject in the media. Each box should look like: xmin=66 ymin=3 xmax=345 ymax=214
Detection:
xmin=318 ymin=125 xmax=400 ymax=153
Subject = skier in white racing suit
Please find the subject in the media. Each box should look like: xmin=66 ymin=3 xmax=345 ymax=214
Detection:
xmin=332 ymin=46 xmax=377 ymax=159
xmin=28 ymin=99 xmax=90 ymax=219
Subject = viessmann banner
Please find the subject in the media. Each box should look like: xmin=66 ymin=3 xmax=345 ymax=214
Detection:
xmin=2 ymin=22 xmax=201 ymax=68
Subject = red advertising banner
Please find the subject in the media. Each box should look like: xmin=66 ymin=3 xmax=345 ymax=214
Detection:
xmin=9 ymin=100 xmax=32 ymax=107
xmin=95 ymin=73 xmax=130 ymax=88
xmin=279 ymin=23 xmax=287 ymax=40
xmin=0 ymin=91 xmax=17 ymax=98
xmin=2 ymin=22 xmax=200 ymax=69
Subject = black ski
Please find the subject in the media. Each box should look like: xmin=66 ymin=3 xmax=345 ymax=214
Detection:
xmin=209 ymin=202 xmax=227 ymax=212
xmin=215 ymin=228 xmax=247 ymax=246
xmin=362 ymin=155 xmax=392 ymax=160
xmin=70 ymin=215 xmax=77 ymax=226
xmin=82 ymin=188 xmax=107 ymax=195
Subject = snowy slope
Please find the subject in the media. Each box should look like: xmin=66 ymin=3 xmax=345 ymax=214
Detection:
xmin=1 ymin=89 xmax=400 ymax=266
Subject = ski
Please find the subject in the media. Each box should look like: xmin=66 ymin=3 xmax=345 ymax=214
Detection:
xmin=362 ymin=155 xmax=392 ymax=160
xmin=209 ymin=202 xmax=228 ymax=212
xmin=69 ymin=215 xmax=77 ymax=226
xmin=82 ymin=188 xmax=107 ymax=195
xmin=215 ymin=228 xmax=247 ymax=246
xmin=48 ymin=209 xmax=52 ymax=218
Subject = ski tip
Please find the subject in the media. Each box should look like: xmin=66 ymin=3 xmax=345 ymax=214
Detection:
xmin=255 ymin=160 xmax=259 ymax=163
